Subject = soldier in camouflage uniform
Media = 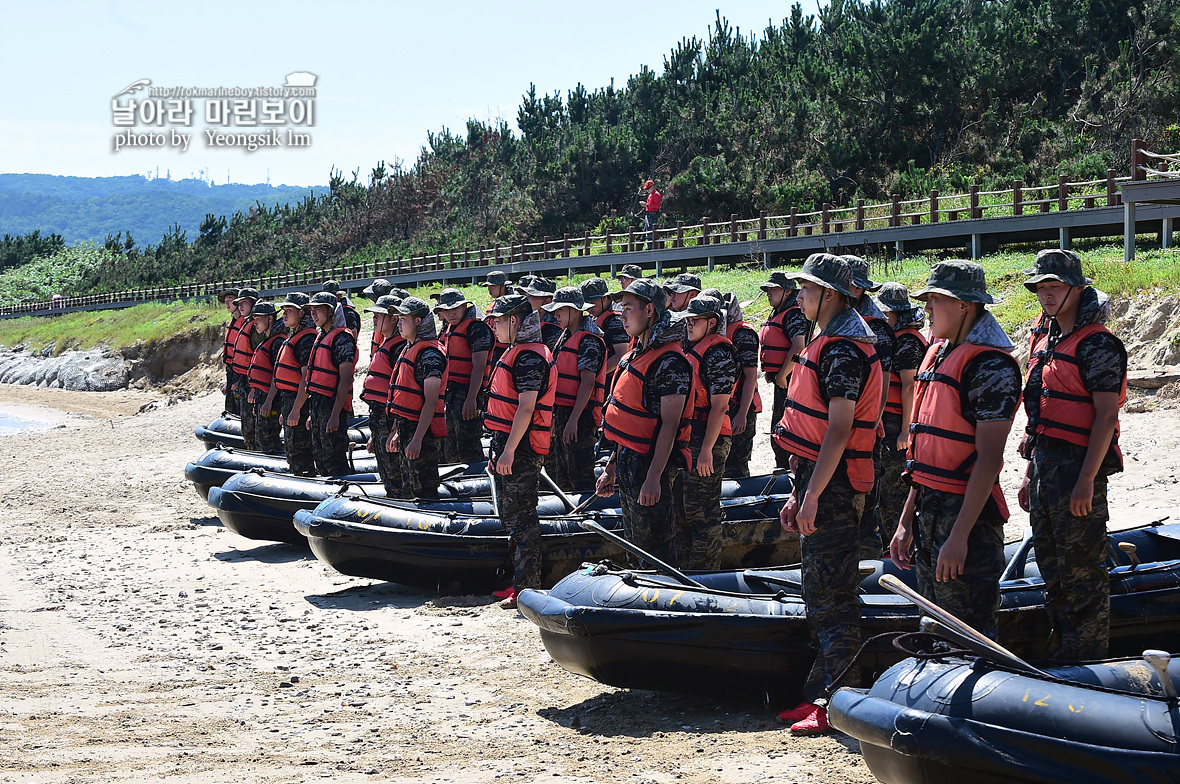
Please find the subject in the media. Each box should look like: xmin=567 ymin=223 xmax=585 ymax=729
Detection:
xmin=1018 ymin=249 xmax=1126 ymax=660
xmin=306 ymin=291 xmax=358 ymax=477
xmin=277 ymin=292 xmax=317 ymax=476
xmin=435 ymin=289 xmax=493 ymax=464
xmin=717 ymin=292 xmax=761 ymax=478
xmin=219 ymin=288 xmax=243 ymax=415
xmin=773 ymin=254 xmax=882 ymax=735
xmin=891 ymin=261 xmax=1021 ymax=641
xmin=385 ymin=298 xmax=447 ymax=500
xmin=662 ymin=273 xmax=702 ymax=312
xmin=673 ymin=294 xmax=737 ymax=569
xmin=874 ymin=283 xmax=927 ymax=547
xmin=362 ymin=294 xmax=406 ymax=496
xmin=517 ymin=276 xmax=563 ymax=353
xmin=244 ymin=301 xmax=287 ymax=453
xmin=760 ymin=272 xmax=811 ymax=471
xmin=485 ymin=295 xmax=555 ymax=608
xmin=543 ymin=288 xmax=606 ymax=493
xmin=614 ymin=263 xmax=643 ymax=293
xmin=230 ymin=288 xmax=261 ymax=447
xmin=597 ymin=280 xmax=692 ymax=568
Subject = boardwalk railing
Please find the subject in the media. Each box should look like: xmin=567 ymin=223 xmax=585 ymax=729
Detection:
xmin=5 ymin=146 xmax=1178 ymax=317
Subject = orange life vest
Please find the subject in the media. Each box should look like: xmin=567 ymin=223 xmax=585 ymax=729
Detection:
xmin=884 ymin=326 xmax=929 ymax=416
xmin=223 ymin=316 xmax=246 ymax=367
xmin=442 ymin=318 xmax=487 ymax=392
xmin=229 ymin=320 xmax=257 ymax=376
xmin=726 ymin=320 xmax=763 ymax=414
xmin=552 ymin=329 xmax=607 ymax=426
xmin=759 ymin=305 xmax=802 ymax=374
xmin=907 ymin=341 xmax=1017 ymax=516
xmin=307 ymin=327 xmax=355 ymax=412
xmin=246 ymin=331 xmax=288 ymax=393
xmin=361 ymin=334 xmax=404 ymax=406
xmin=685 ymin=333 xmax=734 ymax=437
xmin=1026 ymin=320 xmax=1126 ymax=457
xmin=387 ymin=340 xmax=447 ymax=437
xmin=274 ymin=327 xmax=317 ymax=393
xmin=603 ymin=342 xmax=693 ymax=463
xmin=485 ymin=342 xmax=557 ymax=455
xmin=773 ymin=334 xmax=883 ymax=493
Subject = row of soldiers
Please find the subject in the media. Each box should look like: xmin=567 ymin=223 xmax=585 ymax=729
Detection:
xmin=219 ymin=248 xmax=1126 ymax=736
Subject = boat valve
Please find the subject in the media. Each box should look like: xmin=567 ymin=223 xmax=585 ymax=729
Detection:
xmin=1144 ymin=650 xmax=1177 ymax=700
xmin=1119 ymin=541 xmax=1140 ymax=569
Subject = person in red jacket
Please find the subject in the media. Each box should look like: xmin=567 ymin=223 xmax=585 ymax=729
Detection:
xmin=362 ymin=294 xmax=407 ymax=496
xmin=435 ymin=288 xmax=493 ymax=464
xmin=890 ymin=261 xmax=1021 ymax=642
xmin=542 ymin=287 xmax=606 ymax=493
xmin=485 ymin=294 xmax=557 ymax=608
xmin=306 ymin=291 xmax=358 ymax=476
xmin=774 ymin=253 xmax=882 ymax=735
xmin=229 ymin=288 xmax=261 ymax=447
xmin=640 ymin=179 xmax=661 ymax=250
xmin=596 ymin=280 xmax=692 ymax=567
xmin=760 ymin=271 xmax=810 ymax=470
xmin=244 ymin=301 xmax=287 ymax=453
xmin=275 ymin=292 xmax=317 ymax=476
xmin=219 ymin=288 xmax=243 ymax=414
xmin=384 ymin=297 xmax=448 ymax=500
xmin=1018 ymin=249 xmax=1126 ymax=660
xmin=581 ymin=277 xmax=629 ymax=393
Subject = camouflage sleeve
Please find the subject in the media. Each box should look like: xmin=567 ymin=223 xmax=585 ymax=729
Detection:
xmin=962 ymin=352 xmax=1022 ymax=422
xmin=645 ymin=352 xmax=693 ymax=412
xmin=783 ymin=308 xmax=811 ymax=341
xmin=893 ymin=333 xmax=926 ymax=374
xmin=540 ymin=322 xmax=562 ymax=353
xmin=511 ymin=349 xmax=550 ymax=393
xmin=702 ymin=343 xmax=739 ymax=397
xmin=331 ymin=332 xmax=358 ymax=366
xmin=1077 ymin=332 xmax=1127 ymax=394
xmin=731 ymin=326 xmax=760 ymax=369
xmin=466 ymin=320 xmax=495 ymax=354
xmin=576 ymin=333 xmax=606 ymax=374
xmin=817 ymin=340 xmax=871 ymax=402
xmin=602 ymin=314 xmax=630 ymax=349
xmin=414 ymin=346 xmax=447 ymax=383
xmin=294 ymin=333 xmax=316 ymax=367
xmin=344 ymin=308 xmax=362 ymax=333
xmin=869 ymin=319 xmax=895 ymax=375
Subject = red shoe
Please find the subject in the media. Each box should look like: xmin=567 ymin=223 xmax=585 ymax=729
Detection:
xmin=790 ymin=706 xmax=831 ymax=735
xmin=776 ymin=702 xmax=821 ymax=724
xmin=498 ymin=594 xmax=519 ymax=610
xmin=492 ymin=586 xmax=517 ymax=600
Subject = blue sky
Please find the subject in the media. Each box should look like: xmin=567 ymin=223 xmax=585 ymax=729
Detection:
xmin=0 ymin=1 xmax=822 ymax=187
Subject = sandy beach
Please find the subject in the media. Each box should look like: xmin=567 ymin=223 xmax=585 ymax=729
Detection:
xmin=0 ymin=378 xmax=1176 ymax=783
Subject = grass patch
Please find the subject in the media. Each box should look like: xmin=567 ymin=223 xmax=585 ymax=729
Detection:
xmin=0 ymin=299 xmax=228 ymax=354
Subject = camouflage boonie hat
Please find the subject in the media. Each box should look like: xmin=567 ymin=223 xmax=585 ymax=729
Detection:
xmin=516 ymin=277 xmax=557 ymax=298
xmin=250 ymin=301 xmax=278 ymax=316
xmin=307 ymin=291 xmax=337 ymax=309
xmin=759 ymin=270 xmax=798 ymax=291
xmin=390 ymin=287 xmax=410 ymax=300
xmin=365 ymin=294 xmax=401 ymax=315
xmin=487 ymin=293 xmax=532 ymax=318
xmin=362 ymin=278 xmax=393 ymax=298
xmin=580 ymin=277 xmax=611 ymax=301
xmin=663 ymin=273 xmax=703 ymax=294
xmin=670 ymin=294 xmax=724 ymax=323
xmin=1023 ymin=249 xmax=1093 ymax=291
xmin=280 ymin=291 xmax=309 ymax=309
xmin=432 ymin=288 xmax=473 ymax=312
xmin=913 ymin=260 xmax=994 ymax=304
xmin=321 ymin=280 xmax=341 ymax=294
xmin=615 ymin=264 xmax=643 ymax=279
xmin=875 ymin=282 xmax=914 ymax=313
xmin=842 ymin=255 xmax=881 ymax=292
xmin=394 ymin=296 xmax=431 ymax=319
xmin=786 ymin=253 xmax=856 ymax=298
xmin=541 ymin=286 xmax=590 ymax=313
xmin=233 ymin=287 xmax=260 ymax=304
xmin=481 ymin=270 xmax=511 ymax=287
xmin=216 ymin=287 xmax=240 ymax=300
xmin=610 ymin=279 xmax=667 ymax=312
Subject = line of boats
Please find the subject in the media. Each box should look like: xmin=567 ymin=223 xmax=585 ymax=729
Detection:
xmin=188 ymin=413 xmax=1180 ymax=782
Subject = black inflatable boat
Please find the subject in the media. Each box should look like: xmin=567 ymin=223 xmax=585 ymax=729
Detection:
xmin=517 ymin=521 xmax=1180 ymax=700
xmin=184 ymin=447 xmax=380 ymax=500
xmin=195 ymin=412 xmax=371 ymax=451
xmin=829 ymin=648 xmax=1180 ymax=784
xmin=292 ymin=481 xmax=795 ymax=594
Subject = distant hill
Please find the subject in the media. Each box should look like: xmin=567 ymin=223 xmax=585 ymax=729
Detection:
xmin=0 ymin=174 xmax=323 ymax=245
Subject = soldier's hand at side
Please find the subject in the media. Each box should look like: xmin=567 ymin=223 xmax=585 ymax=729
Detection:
xmin=935 ymin=533 xmax=968 ymax=582
xmin=462 ymin=396 xmax=479 ymax=420
xmin=895 ymin=432 xmax=909 ymax=453
xmin=795 ymin=496 xmax=818 ymax=536
xmin=1070 ymin=477 xmax=1094 ymax=517
xmin=386 ymin=431 xmax=399 ymax=454
xmin=366 ymin=437 xmax=375 ymax=454
xmin=405 ymin=437 xmax=422 ymax=460
xmin=780 ymin=494 xmax=799 ymax=532
xmin=494 ymin=447 xmax=514 ymax=475
xmin=248 ymin=390 xmax=257 ymax=404
xmin=774 ymin=369 xmax=791 ymax=390
xmin=731 ymin=414 xmax=747 ymax=436
xmin=1017 ymin=472 xmax=1031 ymax=513
xmin=595 ymin=467 xmax=615 ymax=497
xmin=220 ymin=383 xmax=227 ymax=395
xmin=638 ymin=476 xmax=661 ymax=506
xmin=696 ymin=451 xmax=714 ymax=477
xmin=286 ymin=411 xmax=298 ymax=427
xmin=889 ymin=528 xmax=913 ymax=569
xmin=325 ymin=412 xmax=340 ymax=433
xmin=562 ymin=420 xmax=578 ymax=444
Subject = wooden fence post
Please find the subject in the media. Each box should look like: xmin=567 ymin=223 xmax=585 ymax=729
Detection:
xmin=891 ymin=195 xmax=901 ymax=227
xmin=1058 ymin=174 xmax=1068 ymax=211
xmin=930 ymin=190 xmax=939 ymax=223
xmin=1013 ymin=180 xmax=1023 ymax=216
xmin=583 ymin=230 xmax=591 ymax=257
xmin=856 ymin=199 xmax=864 ymax=230
xmin=789 ymin=207 xmax=798 ymax=237
xmin=1107 ymin=169 xmax=1119 ymax=206
xmin=676 ymin=220 xmax=684 ymax=250
xmin=970 ymin=185 xmax=980 ymax=219
xmin=822 ymin=204 xmax=830 ymax=234
xmin=730 ymin=214 xmax=738 ymax=243
xmin=1132 ymin=138 xmax=1146 ymax=180
xmin=562 ymin=233 xmax=570 ymax=258
xmin=701 ymin=218 xmax=710 ymax=247
xmin=628 ymin=228 xmax=635 ymax=253
xmin=759 ymin=210 xmax=767 ymax=240
xmin=605 ymin=230 xmax=612 ymax=254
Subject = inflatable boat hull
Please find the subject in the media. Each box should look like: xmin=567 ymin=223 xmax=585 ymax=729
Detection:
xmin=194 ymin=413 xmax=370 ymax=451
xmin=184 ymin=447 xmax=380 ymax=500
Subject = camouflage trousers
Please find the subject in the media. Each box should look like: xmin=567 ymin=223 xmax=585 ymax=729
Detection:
xmin=309 ymin=394 xmax=352 ymax=477
xmin=769 ymin=381 xmax=791 ymax=471
xmin=795 ymin=459 xmax=865 ymax=702
xmin=443 ymin=386 xmax=486 ymax=465
xmin=617 ymin=446 xmax=682 ymax=568
xmin=491 ymin=435 xmax=543 ymax=590
xmin=673 ymin=431 xmax=732 ymax=570
xmin=723 ymin=403 xmax=758 ymax=478
xmin=248 ymin=395 xmax=283 ymax=454
xmin=856 ymin=436 xmax=885 ymax=560
xmin=876 ymin=413 xmax=909 ymax=549
xmin=394 ymin=416 xmax=441 ymax=500
xmin=234 ymin=383 xmax=257 ymax=451
xmin=544 ymin=405 xmax=598 ymax=493
xmin=279 ymin=392 xmax=315 ymax=476
xmin=224 ymin=366 xmax=240 ymax=414
xmin=368 ymin=403 xmax=403 ymax=497
xmin=912 ymin=487 xmax=1006 ymax=640
xmin=1029 ymin=439 xmax=1112 ymax=660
